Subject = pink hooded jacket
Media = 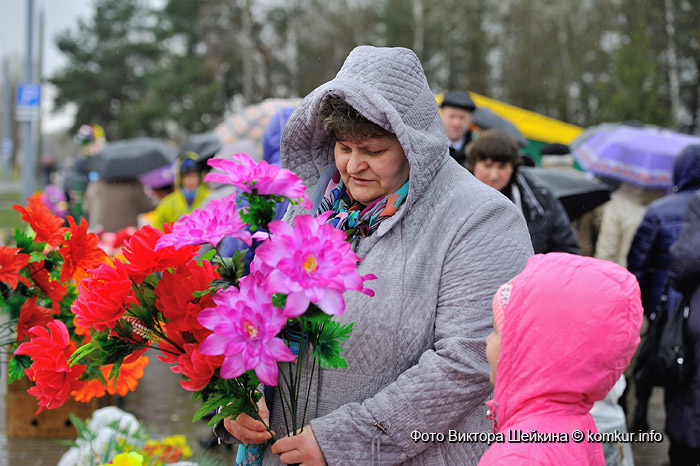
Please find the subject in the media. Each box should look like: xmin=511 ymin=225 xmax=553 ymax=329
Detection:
xmin=479 ymin=253 xmax=643 ymax=465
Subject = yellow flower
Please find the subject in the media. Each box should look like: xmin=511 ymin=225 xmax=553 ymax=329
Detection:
xmin=107 ymin=452 xmax=143 ymax=466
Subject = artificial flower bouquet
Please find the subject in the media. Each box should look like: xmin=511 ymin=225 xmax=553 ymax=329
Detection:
xmin=19 ymin=153 xmax=375 ymax=446
xmin=57 ymin=406 xmax=219 ymax=466
xmin=0 ymin=193 xmax=148 ymax=411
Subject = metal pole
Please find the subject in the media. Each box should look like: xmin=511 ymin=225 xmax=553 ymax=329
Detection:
xmin=36 ymin=6 xmax=44 ymax=188
xmin=21 ymin=0 xmax=35 ymax=203
xmin=1 ymin=58 xmax=11 ymax=181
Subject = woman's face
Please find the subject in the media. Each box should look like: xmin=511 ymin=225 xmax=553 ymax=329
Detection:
xmin=334 ymin=134 xmax=410 ymax=204
xmin=485 ymin=320 xmax=502 ymax=385
xmin=472 ymin=159 xmax=513 ymax=192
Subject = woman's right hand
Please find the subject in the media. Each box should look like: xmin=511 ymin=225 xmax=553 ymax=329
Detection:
xmin=222 ymin=397 xmax=273 ymax=444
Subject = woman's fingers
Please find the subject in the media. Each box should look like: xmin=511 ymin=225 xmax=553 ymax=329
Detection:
xmin=222 ymin=413 xmax=272 ymax=444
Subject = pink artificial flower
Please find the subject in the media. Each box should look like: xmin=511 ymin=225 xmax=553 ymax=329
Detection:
xmin=197 ymin=275 xmax=295 ymax=386
xmin=204 ymin=152 xmax=312 ymax=208
xmin=254 ymin=213 xmax=376 ymax=318
xmin=155 ymin=196 xmax=252 ymax=251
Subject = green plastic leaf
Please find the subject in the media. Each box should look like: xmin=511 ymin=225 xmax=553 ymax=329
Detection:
xmin=312 ymin=321 xmax=354 ymax=369
xmin=7 ymin=354 xmax=32 ymax=383
xmin=193 ymin=395 xmax=228 ymax=423
xmin=208 ymin=399 xmax=251 ymax=427
xmin=68 ymin=342 xmax=98 ymax=365
xmin=14 ymin=227 xmax=34 ymax=251
xmin=300 ymin=304 xmax=332 ymax=327
xmin=199 ymin=248 xmax=217 ymax=264
xmin=28 ymin=251 xmax=46 ymax=263
xmin=143 ymin=274 xmax=159 ymax=288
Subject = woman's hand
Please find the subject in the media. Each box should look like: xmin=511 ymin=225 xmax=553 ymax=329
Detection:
xmin=222 ymin=397 xmax=272 ymax=444
xmin=271 ymin=426 xmax=327 ymax=465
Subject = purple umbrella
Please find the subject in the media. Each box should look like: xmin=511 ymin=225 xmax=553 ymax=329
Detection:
xmin=571 ymin=124 xmax=700 ymax=189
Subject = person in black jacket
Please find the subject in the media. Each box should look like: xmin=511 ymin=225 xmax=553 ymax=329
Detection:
xmin=627 ymin=144 xmax=700 ymax=435
xmin=465 ymin=129 xmax=581 ymax=254
xmin=440 ymin=90 xmax=476 ymax=166
xmin=667 ymin=190 xmax=700 ymax=465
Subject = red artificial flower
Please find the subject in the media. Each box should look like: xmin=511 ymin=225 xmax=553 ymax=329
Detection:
xmin=59 ymin=216 xmax=109 ymax=283
xmin=155 ymin=259 xmax=219 ymax=343
xmin=13 ymin=193 xmax=68 ymax=247
xmin=170 ymin=343 xmax=223 ymax=392
xmin=15 ymin=320 xmax=86 ymax=413
xmin=0 ymin=246 xmax=30 ymax=289
xmin=16 ymin=297 xmax=54 ymax=341
xmin=29 ymin=261 xmax=68 ymax=314
xmin=72 ymin=260 xmax=138 ymax=332
xmin=122 ymin=224 xmax=199 ymax=284
xmin=157 ymin=330 xmax=187 ymax=365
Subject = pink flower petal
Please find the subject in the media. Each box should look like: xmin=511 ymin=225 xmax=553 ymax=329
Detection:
xmin=284 ymin=291 xmax=310 ymax=318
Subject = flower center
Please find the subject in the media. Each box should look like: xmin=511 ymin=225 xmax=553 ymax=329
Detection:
xmin=244 ymin=322 xmax=259 ymax=339
xmin=303 ymin=254 xmax=318 ymax=274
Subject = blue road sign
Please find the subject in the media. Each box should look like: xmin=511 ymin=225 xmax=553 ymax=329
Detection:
xmin=16 ymin=82 xmax=41 ymax=107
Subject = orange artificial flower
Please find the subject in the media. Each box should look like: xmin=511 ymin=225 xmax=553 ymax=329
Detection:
xmin=106 ymin=355 xmax=149 ymax=396
xmin=13 ymin=194 xmax=68 ymax=247
xmin=71 ymin=355 xmax=149 ymax=402
xmin=0 ymin=246 xmax=30 ymax=289
xmin=16 ymin=297 xmax=54 ymax=341
xmin=59 ymin=216 xmax=109 ymax=283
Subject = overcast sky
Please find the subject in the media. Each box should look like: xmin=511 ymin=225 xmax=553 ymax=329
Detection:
xmin=1 ymin=0 xmax=92 ymax=131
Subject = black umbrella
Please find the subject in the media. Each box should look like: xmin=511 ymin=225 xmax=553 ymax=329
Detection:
xmin=90 ymin=138 xmax=177 ymax=180
xmin=473 ymin=107 xmax=529 ymax=147
xmin=520 ymin=166 xmax=611 ymax=221
xmin=180 ymin=132 xmax=221 ymax=161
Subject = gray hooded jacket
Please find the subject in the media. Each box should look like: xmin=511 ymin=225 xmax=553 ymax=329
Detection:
xmin=226 ymin=46 xmax=533 ymax=465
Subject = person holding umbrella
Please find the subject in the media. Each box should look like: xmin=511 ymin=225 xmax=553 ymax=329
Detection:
xmin=151 ymin=152 xmax=210 ymax=229
xmin=465 ymin=129 xmax=581 ymax=255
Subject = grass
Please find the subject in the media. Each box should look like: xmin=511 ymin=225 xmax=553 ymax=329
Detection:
xmin=0 ymin=187 xmax=22 ymax=238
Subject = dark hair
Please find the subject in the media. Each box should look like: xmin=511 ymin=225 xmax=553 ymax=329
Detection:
xmin=319 ymin=97 xmax=391 ymax=143
xmin=465 ymin=130 xmax=521 ymax=169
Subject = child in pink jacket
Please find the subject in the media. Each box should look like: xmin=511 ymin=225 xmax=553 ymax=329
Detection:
xmin=479 ymin=253 xmax=643 ymax=465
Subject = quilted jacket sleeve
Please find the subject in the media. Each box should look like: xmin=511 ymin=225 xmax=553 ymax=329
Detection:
xmin=669 ymin=192 xmax=700 ymax=293
xmin=310 ymin=200 xmax=532 ymax=465
xmin=627 ymin=209 xmax=660 ymax=309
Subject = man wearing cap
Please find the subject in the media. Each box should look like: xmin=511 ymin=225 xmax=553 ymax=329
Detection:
xmin=440 ymin=90 xmax=477 ymax=165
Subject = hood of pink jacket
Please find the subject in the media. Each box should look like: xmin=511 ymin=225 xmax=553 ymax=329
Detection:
xmin=488 ymin=253 xmax=643 ymax=432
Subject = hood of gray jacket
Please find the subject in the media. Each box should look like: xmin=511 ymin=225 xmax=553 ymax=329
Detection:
xmin=280 ymin=46 xmax=448 ymax=230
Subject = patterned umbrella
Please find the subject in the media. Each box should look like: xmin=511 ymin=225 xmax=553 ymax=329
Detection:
xmin=571 ymin=124 xmax=700 ymax=189
xmin=213 ymin=98 xmax=301 ymax=152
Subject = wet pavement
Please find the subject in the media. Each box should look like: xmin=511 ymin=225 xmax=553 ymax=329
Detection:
xmin=1 ymin=349 xmax=237 ymax=466
xmin=1 ymin=350 xmax=671 ymax=466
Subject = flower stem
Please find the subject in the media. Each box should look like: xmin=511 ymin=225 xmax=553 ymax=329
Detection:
xmin=300 ymin=355 xmax=317 ymax=429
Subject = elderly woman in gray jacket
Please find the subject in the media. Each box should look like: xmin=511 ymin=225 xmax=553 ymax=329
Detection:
xmin=221 ymin=46 xmax=533 ymax=465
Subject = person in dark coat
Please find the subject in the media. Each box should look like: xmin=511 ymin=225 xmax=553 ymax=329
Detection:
xmin=440 ymin=90 xmax=476 ymax=166
xmin=666 ymin=189 xmax=700 ymax=465
xmin=627 ymin=144 xmax=700 ymax=433
xmin=465 ymin=129 xmax=581 ymax=254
